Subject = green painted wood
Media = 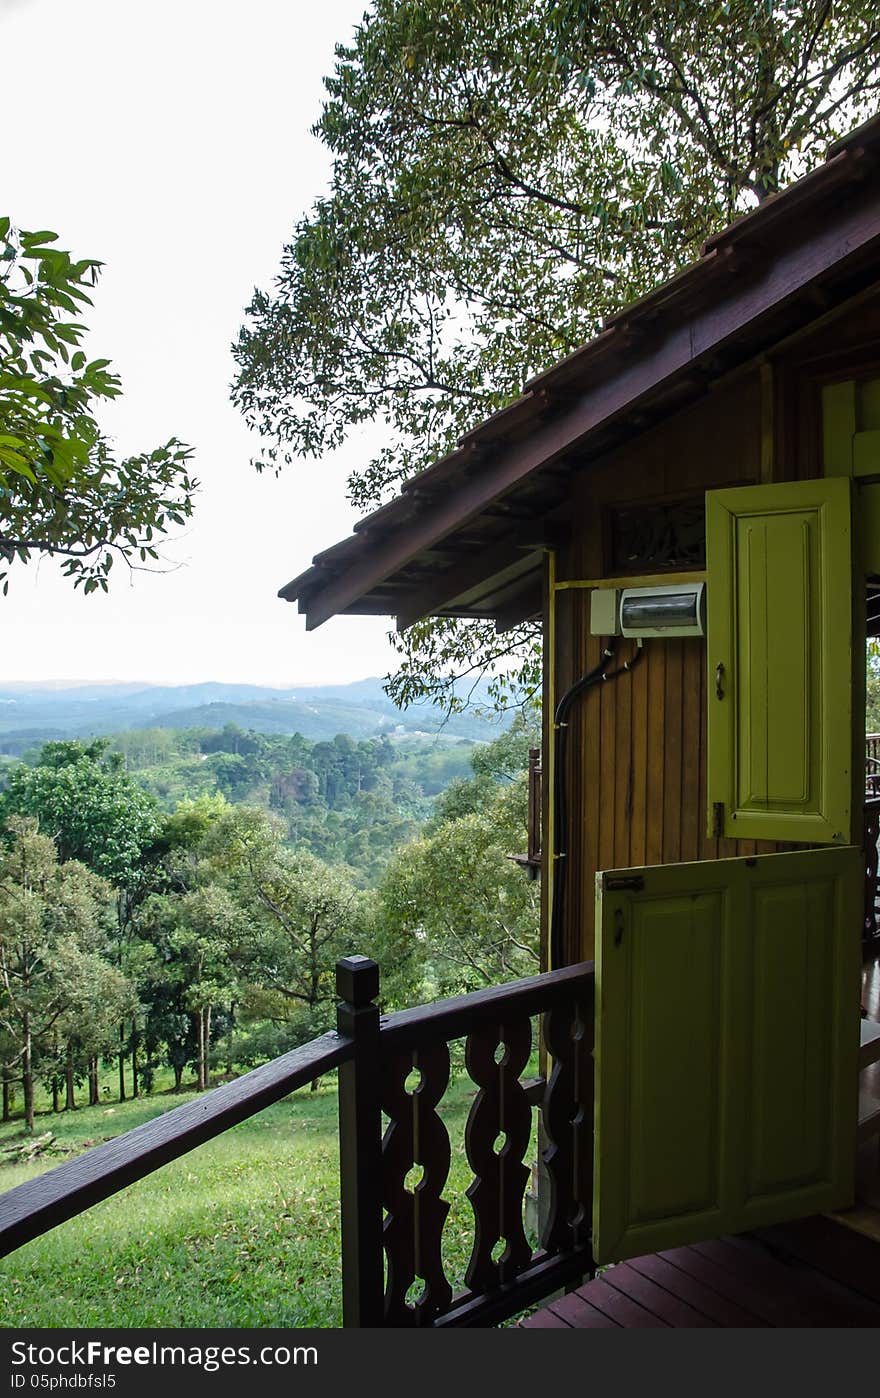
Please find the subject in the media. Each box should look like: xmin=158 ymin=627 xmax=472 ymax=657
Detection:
xmin=706 ymin=477 xmax=852 ymax=844
xmin=592 ymin=847 xmax=861 ymax=1266
xmin=852 ymin=428 xmax=880 ymax=478
xmin=822 ymin=381 xmax=858 ymax=477
xmin=823 ymin=376 xmax=880 ymax=478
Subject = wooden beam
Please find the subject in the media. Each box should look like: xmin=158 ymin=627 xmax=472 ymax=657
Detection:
xmin=299 ymin=187 xmax=880 ymax=630
xmin=494 ymin=576 xmax=544 ymax=633
xmin=395 ymin=540 xmax=543 ymax=632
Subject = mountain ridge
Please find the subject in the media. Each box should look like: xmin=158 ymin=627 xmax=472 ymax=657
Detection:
xmin=0 ymin=677 xmax=512 ymax=751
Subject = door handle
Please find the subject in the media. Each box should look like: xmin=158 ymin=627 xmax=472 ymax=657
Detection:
xmin=715 ymin=662 xmax=725 ymax=700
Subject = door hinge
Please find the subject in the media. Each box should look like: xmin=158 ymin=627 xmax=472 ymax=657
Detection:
xmin=712 ymin=802 xmax=725 ymax=838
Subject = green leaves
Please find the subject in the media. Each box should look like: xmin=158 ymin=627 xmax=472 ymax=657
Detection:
xmin=0 ymin=220 xmax=197 ymax=592
xmin=0 ymin=817 xmax=123 ymax=1131
xmin=231 ymin=0 xmax=880 ymax=709
xmin=378 ymin=744 xmax=539 ymax=997
xmin=0 ymin=740 xmax=162 ymax=889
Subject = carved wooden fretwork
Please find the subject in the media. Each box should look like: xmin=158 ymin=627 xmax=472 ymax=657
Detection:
xmin=381 ymin=1043 xmax=453 ymax=1325
xmin=541 ymin=983 xmax=595 ymax=1254
xmin=463 ymin=1017 xmax=533 ymax=1291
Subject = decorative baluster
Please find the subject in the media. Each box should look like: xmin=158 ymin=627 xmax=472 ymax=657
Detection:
xmin=381 ymin=1042 xmax=453 ymax=1325
xmin=541 ymin=980 xmax=594 ymax=1257
xmin=464 ymin=1016 xmax=532 ymax=1292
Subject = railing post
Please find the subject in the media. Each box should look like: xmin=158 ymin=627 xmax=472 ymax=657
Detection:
xmin=336 ymin=955 xmax=384 ymax=1327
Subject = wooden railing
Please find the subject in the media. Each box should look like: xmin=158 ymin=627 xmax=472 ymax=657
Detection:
xmin=0 ymin=1032 xmax=350 ymax=1258
xmin=0 ymin=956 xmax=596 ymax=1329
xmin=865 ymin=799 xmax=880 ymax=951
xmin=343 ymin=956 xmax=595 ymax=1327
xmin=867 ymin=734 xmax=880 ymax=798
xmin=863 ymin=740 xmax=880 ymax=948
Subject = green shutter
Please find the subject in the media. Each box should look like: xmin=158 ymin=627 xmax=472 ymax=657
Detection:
xmin=706 ymin=477 xmax=852 ymax=844
xmin=592 ymin=847 xmax=861 ymax=1266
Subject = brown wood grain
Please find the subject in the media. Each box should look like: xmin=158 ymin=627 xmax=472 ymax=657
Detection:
xmin=662 ymin=640 xmax=684 ymax=864
xmin=579 ymin=1276 xmax=670 ymax=1327
xmin=645 ymin=642 xmax=667 ymax=867
xmin=614 ymin=642 xmax=635 ymax=870
xmin=680 ymin=641 xmax=702 ymax=862
xmin=627 ymin=1251 xmax=767 ymax=1326
xmin=598 ymin=647 xmax=618 ymax=877
xmin=526 ymin=1228 xmax=880 ymax=1328
xmin=544 ymin=1292 xmax=620 ymax=1328
xmin=380 ymin=962 xmax=594 ymax=1052
xmin=630 ymin=636 xmax=649 ymax=867
xmin=602 ymin=1261 xmax=717 ymax=1327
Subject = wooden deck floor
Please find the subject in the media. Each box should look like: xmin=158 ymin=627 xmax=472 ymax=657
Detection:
xmin=520 ymin=1219 xmax=880 ymax=1329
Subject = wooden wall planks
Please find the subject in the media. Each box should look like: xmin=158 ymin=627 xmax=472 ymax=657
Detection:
xmin=547 ymin=293 xmax=880 ymax=965
xmin=555 ymin=367 xmax=791 ymax=964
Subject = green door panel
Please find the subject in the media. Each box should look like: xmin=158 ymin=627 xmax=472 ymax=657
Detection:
xmin=706 ymin=477 xmax=852 ymax=844
xmin=593 ymin=847 xmax=861 ymax=1267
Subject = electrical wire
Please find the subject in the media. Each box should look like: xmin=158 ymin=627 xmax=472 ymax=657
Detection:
xmin=549 ymin=639 xmax=644 ymax=969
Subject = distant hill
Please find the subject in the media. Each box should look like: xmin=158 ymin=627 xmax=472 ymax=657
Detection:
xmin=0 ymin=678 xmax=511 ymax=752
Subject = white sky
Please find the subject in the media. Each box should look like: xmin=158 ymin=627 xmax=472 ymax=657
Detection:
xmin=0 ymin=0 xmax=402 ymax=687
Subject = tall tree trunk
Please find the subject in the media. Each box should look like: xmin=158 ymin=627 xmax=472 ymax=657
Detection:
xmin=226 ymin=1002 xmax=236 ymax=1078
xmin=23 ymin=1016 xmax=34 ymax=1133
xmin=197 ymin=1008 xmax=210 ymax=1092
xmin=2 ymin=1064 xmax=10 ymax=1123
xmin=118 ymin=1021 xmax=126 ymax=1102
xmin=51 ymin=1032 xmax=59 ymax=1112
xmin=131 ymin=1033 xmax=139 ymax=1099
xmin=173 ymin=1062 xmax=183 ymax=1093
xmin=65 ymin=1051 xmax=76 ymax=1111
xmin=89 ymin=1057 xmax=99 ymax=1106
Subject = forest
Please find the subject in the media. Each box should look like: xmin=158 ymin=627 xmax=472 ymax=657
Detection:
xmin=0 ymin=718 xmax=540 ymax=1133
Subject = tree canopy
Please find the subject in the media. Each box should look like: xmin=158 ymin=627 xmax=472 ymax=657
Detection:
xmin=233 ymin=0 xmax=880 ymax=706
xmin=0 ymin=818 xmax=128 ymax=1130
xmin=0 ymin=220 xmax=197 ymax=594
xmin=0 ymin=739 xmax=161 ymax=891
xmin=0 ymin=717 xmax=533 ymax=1126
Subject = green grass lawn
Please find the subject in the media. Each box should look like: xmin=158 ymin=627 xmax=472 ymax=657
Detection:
xmin=0 ymin=1066 xmax=532 ymax=1328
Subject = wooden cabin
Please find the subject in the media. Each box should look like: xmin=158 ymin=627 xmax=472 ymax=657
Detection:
xmin=280 ymin=113 xmax=880 ymax=1312
xmin=4 ymin=116 xmax=880 ymax=1330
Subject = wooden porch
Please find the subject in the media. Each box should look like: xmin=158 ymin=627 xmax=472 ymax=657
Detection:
xmin=520 ymin=1221 xmax=880 ymax=1328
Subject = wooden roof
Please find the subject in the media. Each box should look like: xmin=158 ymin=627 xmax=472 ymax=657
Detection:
xmin=280 ymin=114 xmax=880 ymax=633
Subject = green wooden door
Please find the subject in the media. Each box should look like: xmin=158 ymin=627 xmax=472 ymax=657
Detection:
xmin=706 ymin=477 xmax=852 ymax=844
xmin=592 ymin=847 xmax=861 ymax=1266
